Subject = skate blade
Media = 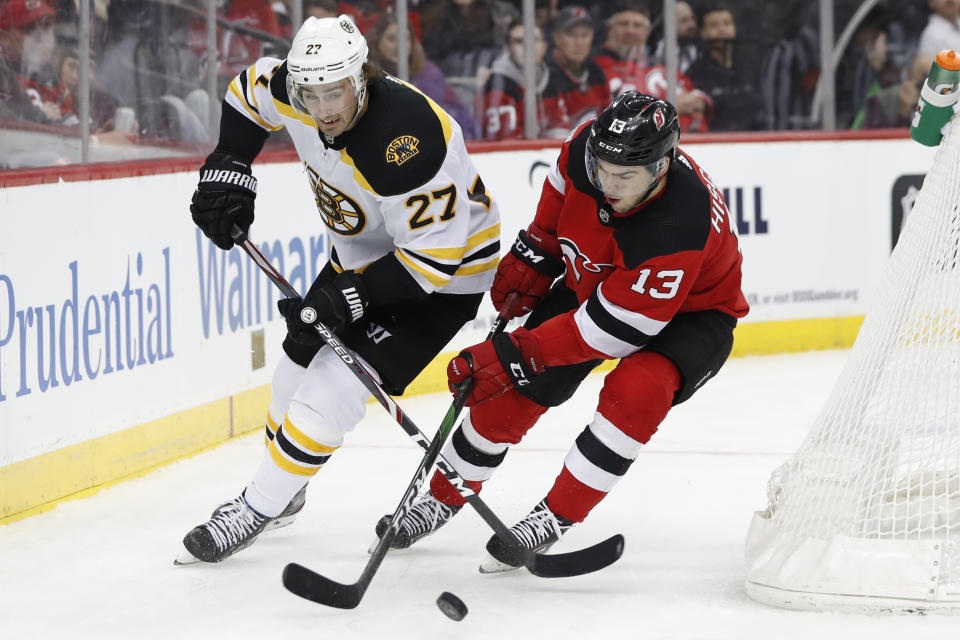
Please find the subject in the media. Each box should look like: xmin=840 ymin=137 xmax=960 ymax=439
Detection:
xmin=478 ymin=552 xmax=521 ymax=574
xmin=265 ymin=514 xmax=297 ymax=532
xmin=173 ymin=549 xmax=203 ymax=566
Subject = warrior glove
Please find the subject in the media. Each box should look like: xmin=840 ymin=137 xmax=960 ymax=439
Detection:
xmin=278 ymin=271 xmax=369 ymax=342
xmin=447 ymin=328 xmax=546 ymax=405
xmin=190 ymin=151 xmax=257 ymax=250
xmin=490 ymin=222 xmax=565 ymax=319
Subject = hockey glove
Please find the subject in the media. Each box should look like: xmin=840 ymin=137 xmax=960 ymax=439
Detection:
xmin=447 ymin=328 xmax=546 ymax=405
xmin=491 ymin=222 xmax=565 ymax=319
xmin=278 ymin=271 xmax=369 ymax=342
xmin=190 ymin=151 xmax=257 ymax=250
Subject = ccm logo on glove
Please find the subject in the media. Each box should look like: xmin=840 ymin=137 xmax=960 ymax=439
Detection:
xmin=447 ymin=329 xmax=545 ymax=405
xmin=514 ymin=237 xmax=547 ymax=266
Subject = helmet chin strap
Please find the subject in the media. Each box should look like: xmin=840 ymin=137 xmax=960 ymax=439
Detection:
xmin=632 ymin=157 xmax=670 ymax=206
xmin=632 ymin=176 xmax=663 ymax=207
xmin=340 ymin=76 xmax=368 ymax=133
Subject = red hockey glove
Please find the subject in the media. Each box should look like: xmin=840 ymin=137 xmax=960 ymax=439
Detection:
xmin=447 ymin=328 xmax=546 ymax=405
xmin=491 ymin=223 xmax=565 ymax=319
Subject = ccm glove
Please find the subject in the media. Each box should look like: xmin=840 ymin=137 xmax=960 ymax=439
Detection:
xmin=447 ymin=328 xmax=546 ymax=405
xmin=490 ymin=222 xmax=565 ymax=319
xmin=278 ymin=271 xmax=369 ymax=342
xmin=190 ymin=151 xmax=257 ymax=250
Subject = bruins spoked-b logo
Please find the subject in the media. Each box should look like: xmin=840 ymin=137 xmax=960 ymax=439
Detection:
xmin=386 ymin=135 xmax=420 ymax=166
xmin=306 ymin=166 xmax=366 ymax=235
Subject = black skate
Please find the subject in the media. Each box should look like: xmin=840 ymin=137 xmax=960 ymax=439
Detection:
xmin=176 ymin=496 xmax=270 ymax=565
xmin=373 ymin=492 xmax=462 ymax=550
xmin=480 ymin=498 xmax=574 ymax=574
xmin=210 ymin=486 xmax=306 ymax=532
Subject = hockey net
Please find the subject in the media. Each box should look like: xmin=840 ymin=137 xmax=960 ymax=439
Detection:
xmin=744 ymin=123 xmax=960 ymax=614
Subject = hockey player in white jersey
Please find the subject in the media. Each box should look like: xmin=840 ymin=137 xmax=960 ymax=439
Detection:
xmin=178 ymin=15 xmax=501 ymax=564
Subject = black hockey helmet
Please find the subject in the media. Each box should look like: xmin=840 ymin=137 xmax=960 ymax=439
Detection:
xmin=585 ymin=92 xmax=680 ymax=206
xmin=587 ymin=91 xmax=680 ymax=166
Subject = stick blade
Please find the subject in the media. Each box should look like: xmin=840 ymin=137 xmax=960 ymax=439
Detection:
xmin=524 ymin=534 xmax=625 ymax=578
xmin=282 ymin=562 xmax=364 ymax=609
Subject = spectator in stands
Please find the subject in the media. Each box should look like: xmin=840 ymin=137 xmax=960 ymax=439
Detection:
xmin=0 ymin=0 xmax=61 ymax=121
xmin=592 ymin=0 xmax=651 ymax=97
xmin=419 ymin=0 xmax=506 ymax=83
xmin=759 ymin=0 xmax=819 ymax=130
xmin=532 ymin=0 xmax=559 ymax=30
xmin=591 ymin=0 xmax=708 ymax=132
xmin=0 ymin=56 xmax=48 ymax=122
xmin=844 ymin=21 xmax=899 ymax=128
xmin=918 ymin=0 xmax=960 ymax=55
xmin=304 ymin=0 xmax=339 ymax=20
xmin=685 ymin=2 xmax=764 ymax=131
xmin=270 ymin=0 xmax=293 ymax=39
xmin=366 ymin=14 xmax=479 ymax=138
xmin=652 ymin=0 xmax=699 ymax=73
xmin=56 ymin=49 xmax=124 ymax=131
xmin=478 ymin=17 xmax=548 ymax=139
xmin=856 ymin=53 xmax=935 ymax=129
xmin=101 ymin=0 xmax=209 ymax=143
xmin=216 ymin=0 xmax=284 ymax=77
xmin=542 ymin=5 xmax=608 ymax=138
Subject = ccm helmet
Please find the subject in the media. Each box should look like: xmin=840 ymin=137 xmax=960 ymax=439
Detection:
xmin=286 ymin=15 xmax=369 ymax=120
xmin=585 ymin=92 xmax=680 ymax=197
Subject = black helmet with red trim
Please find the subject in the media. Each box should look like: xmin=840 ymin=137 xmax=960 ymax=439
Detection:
xmin=585 ymin=92 xmax=680 ymax=205
xmin=587 ymin=91 xmax=680 ymax=166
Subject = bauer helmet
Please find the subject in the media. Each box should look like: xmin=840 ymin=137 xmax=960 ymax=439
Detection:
xmin=585 ymin=92 xmax=680 ymax=205
xmin=286 ymin=15 xmax=369 ymax=126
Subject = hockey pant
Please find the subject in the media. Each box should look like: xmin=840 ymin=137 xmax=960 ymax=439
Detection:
xmin=245 ymin=291 xmax=483 ymax=517
xmin=430 ymin=308 xmax=737 ymax=523
xmin=245 ymin=350 xmax=373 ymax=517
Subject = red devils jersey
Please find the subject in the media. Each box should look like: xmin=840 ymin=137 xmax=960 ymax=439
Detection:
xmin=592 ymin=46 xmax=648 ymax=97
xmin=531 ymin=122 xmax=748 ymax=363
xmin=542 ymin=56 xmax=610 ymax=137
xmin=593 ymin=49 xmax=711 ymax=133
xmin=479 ymin=71 xmax=545 ymax=140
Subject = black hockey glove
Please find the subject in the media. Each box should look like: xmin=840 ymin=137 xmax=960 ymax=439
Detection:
xmin=278 ymin=271 xmax=369 ymax=342
xmin=190 ymin=151 xmax=257 ymax=250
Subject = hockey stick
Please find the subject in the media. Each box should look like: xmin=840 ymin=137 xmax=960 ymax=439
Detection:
xmin=234 ymin=236 xmax=624 ymax=606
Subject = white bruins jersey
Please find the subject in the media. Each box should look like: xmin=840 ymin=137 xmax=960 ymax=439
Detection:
xmin=224 ymin=57 xmax=501 ymax=295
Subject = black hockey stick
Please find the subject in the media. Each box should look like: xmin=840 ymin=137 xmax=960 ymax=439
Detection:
xmin=235 ymin=235 xmax=624 ymax=605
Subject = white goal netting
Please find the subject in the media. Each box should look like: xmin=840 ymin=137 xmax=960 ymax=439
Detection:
xmin=744 ymin=123 xmax=960 ymax=613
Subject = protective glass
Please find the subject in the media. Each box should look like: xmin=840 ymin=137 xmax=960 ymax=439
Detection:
xmin=585 ymin=144 xmax=668 ymax=200
xmin=289 ymin=77 xmax=358 ymax=121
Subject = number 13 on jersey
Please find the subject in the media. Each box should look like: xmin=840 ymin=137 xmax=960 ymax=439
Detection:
xmin=631 ymin=269 xmax=684 ymax=299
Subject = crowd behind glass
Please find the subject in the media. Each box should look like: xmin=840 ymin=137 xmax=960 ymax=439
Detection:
xmin=0 ymin=0 xmax=954 ymax=168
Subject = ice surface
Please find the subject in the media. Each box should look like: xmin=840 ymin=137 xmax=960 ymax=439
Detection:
xmin=2 ymin=350 xmax=958 ymax=638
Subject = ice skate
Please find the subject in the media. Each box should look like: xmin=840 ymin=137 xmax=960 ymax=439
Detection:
xmin=175 ymin=496 xmax=270 ymax=565
xmin=210 ymin=486 xmax=306 ymax=533
xmin=480 ymin=498 xmax=574 ymax=574
xmin=372 ymin=491 xmax=462 ymax=550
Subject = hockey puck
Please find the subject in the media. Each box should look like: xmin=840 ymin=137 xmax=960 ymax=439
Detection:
xmin=436 ymin=591 xmax=468 ymax=621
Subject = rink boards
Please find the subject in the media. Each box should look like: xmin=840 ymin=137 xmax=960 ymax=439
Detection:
xmin=0 ymin=133 xmax=937 ymax=521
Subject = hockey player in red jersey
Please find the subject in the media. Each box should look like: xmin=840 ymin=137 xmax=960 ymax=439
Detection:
xmin=377 ymin=91 xmax=748 ymax=571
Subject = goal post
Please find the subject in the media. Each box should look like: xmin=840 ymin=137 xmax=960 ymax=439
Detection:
xmin=744 ymin=121 xmax=960 ymax=614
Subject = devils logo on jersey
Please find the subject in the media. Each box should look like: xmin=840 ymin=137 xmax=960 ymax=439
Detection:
xmin=306 ymin=166 xmax=366 ymax=235
xmin=559 ymin=237 xmax=615 ymax=284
